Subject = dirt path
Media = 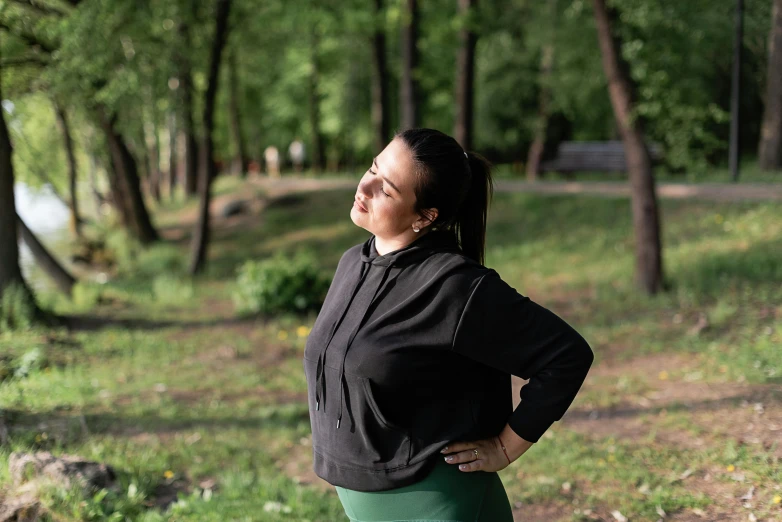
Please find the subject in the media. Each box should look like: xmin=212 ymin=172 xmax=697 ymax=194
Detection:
xmin=510 ymin=350 xmax=782 ymax=522
xmin=249 ymin=176 xmax=782 ymax=202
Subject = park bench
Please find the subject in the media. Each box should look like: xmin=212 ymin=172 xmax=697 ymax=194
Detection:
xmin=539 ymin=141 xmax=663 ymax=175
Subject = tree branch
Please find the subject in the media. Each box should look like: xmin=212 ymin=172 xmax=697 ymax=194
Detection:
xmin=0 ymin=19 xmax=57 ymax=53
xmin=0 ymin=55 xmax=49 ymax=67
xmin=8 ymin=0 xmax=67 ymax=17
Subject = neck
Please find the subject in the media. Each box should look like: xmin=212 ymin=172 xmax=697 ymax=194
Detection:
xmin=375 ymin=230 xmax=430 ymax=256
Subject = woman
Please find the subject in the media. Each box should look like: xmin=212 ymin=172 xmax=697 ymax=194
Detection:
xmin=303 ymin=128 xmax=594 ymax=521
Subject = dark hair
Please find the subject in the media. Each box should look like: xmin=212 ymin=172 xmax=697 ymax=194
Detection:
xmin=395 ymin=128 xmax=494 ymax=265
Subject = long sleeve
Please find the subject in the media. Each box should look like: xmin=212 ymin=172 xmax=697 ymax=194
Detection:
xmin=451 ymin=270 xmax=594 ymax=443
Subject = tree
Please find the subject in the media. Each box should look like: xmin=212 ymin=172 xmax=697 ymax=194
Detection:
xmin=371 ymin=0 xmax=390 ymax=154
xmin=99 ymin=110 xmax=160 ymax=245
xmin=526 ymin=0 xmax=557 ymax=182
xmin=454 ymin=0 xmax=477 ymax=150
xmin=759 ymin=0 xmax=782 ymax=170
xmin=53 ymin=101 xmax=82 ymax=237
xmin=175 ymin=6 xmax=199 ymax=196
xmin=591 ymin=0 xmax=664 ymax=294
xmin=0 ymin=67 xmax=37 ymax=314
xmin=227 ymin=46 xmax=249 ymax=176
xmin=189 ymin=0 xmax=232 ymax=275
xmin=17 ymin=215 xmax=76 ymax=296
xmin=308 ymin=29 xmax=325 ymax=173
xmin=400 ymin=0 xmax=419 ymax=130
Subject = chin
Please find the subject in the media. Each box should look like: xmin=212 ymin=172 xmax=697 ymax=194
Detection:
xmin=350 ymin=208 xmax=368 ymax=230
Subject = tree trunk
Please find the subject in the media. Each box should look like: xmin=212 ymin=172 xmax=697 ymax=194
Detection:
xmin=228 ymin=47 xmax=249 ymax=177
xmin=592 ymin=0 xmax=664 ymax=294
xmin=526 ymin=45 xmax=555 ymax=182
xmin=134 ymin=125 xmax=153 ymax=200
xmin=454 ymin=0 xmax=477 ymax=151
xmin=17 ymin=215 xmax=76 ymax=296
xmin=189 ymin=0 xmax=232 ymax=275
xmin=371 ymin=0 xmax=390 ymax=154
xmin=88 ymin=153 xmax=106 ymax=212
xmin=400 ymin=0 xmax=419 ymax=130
xmin=0 ymin=76 xmax=36 ymax=309
xmin=53 ymin=102 xmax=82 ymax=237
xmin=99 ymin=110 xmax=159 ymax=244
xmin=167 ymin=111 xmax=178 ymax=200
xmin=177 ymin=16 xmax=199 ymax=196
xmin=146 ymin=118 xmax=162 ymax=203
xmin=308 ymin=32 xmax=325 ymax=173
xmin=759 ymin=0 xmax=782 ymax=170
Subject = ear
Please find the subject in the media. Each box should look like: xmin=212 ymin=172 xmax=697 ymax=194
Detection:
xmin=414 ymin=208 xmax=438 ymax=230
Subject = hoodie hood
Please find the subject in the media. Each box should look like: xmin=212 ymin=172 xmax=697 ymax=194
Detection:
xmin=314 ymin=230 xmax=461 ymax=429
xmin=360 ymin=229 xmax=461 ymax=266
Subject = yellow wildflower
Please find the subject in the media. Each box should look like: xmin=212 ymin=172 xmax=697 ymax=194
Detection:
xmin=297 ymin=326 xmax=310 ymax=338
xmin=726 ymin=464 xmax=735 ymax=472
xmin=277 ymin=330 xmax=289 ymax=341
xmin=658 ymin=371 xmax=669 ymax=380
xmin=772 ymin=495 xmax=781 ymax=504
xmin=164 ymin=470 xmax=174 ymax=479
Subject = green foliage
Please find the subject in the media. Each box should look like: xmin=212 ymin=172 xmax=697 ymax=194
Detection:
xmin=104 ymin=229 xmax=143 ymax=272
xmin=152 ymin=275 xmax=194 ymax=305
xmin=0 ymin=346 xmax=48 ymax=383
xmin=71 ymin=281 xmax=104 ymax=311
xmin=0 ymin=283 xmax=37 ymax=332
xmin=137 ymin=243 xmax=187 ymax=275
xmin=232 ymin=251 xmax=331 ymax=316
xmin=14 ymin=347 xmax=47 ymax=379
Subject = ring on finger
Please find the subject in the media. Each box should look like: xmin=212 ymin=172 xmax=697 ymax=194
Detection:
xmin=473 ymin=448 xmax=479 ymax=460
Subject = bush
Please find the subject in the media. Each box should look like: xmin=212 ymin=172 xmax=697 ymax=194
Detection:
xmin=232 ymin=251 xmax=331 ymax=315
xmin=0 ymin=283 xmax=37 ymax=332
xmin=137 ymin=244 xmax=186 ymax=275
xmin=152 ymin=275 xmax=194 ymax=305
xmin=71 ymin=281 xmax=104 ymax=311
xmin=104 ymin=229 xmax=142 ymax=272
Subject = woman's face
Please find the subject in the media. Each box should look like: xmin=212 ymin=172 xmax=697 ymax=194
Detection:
xmin=351 ymin=138 xmax=435 ymax=240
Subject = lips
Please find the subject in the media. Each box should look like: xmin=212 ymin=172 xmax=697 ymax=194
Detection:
xmin=354 ymin=198 xmax=368 ymax=212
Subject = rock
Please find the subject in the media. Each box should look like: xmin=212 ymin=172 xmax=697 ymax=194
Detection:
xmin=9 ymin=451 xmax=116 ymax=493
xmin=0 ymin=490 xmax=41 ymax=522
xmin=220 ymin=199 xmax=248 ymax=218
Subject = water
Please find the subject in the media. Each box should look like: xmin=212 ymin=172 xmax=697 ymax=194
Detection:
xmin=14 ymin=182 xmax=72 ymax=291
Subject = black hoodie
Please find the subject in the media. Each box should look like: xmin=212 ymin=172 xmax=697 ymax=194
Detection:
xmin=303 ymin=230 xmax=594 ymax=492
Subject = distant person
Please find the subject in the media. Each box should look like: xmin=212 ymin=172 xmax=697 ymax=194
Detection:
xmin=264 ymin=146 xmax=280 ymax=178
xmin=289 ymin=139 xmax=305 ymax=173
xmin=303 ymin=128 xmax=594 ymax=521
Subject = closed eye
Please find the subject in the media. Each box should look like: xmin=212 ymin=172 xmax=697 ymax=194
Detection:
xmin=369 ymin=168 xmax=391 ymax=197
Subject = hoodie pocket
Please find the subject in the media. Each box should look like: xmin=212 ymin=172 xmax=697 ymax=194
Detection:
xmin=305 ymin=358 xmax=411 ymax=472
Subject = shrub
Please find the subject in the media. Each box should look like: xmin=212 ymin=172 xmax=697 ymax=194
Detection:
xmin=71 ymin=281 xmax=104 ymax=311
xmin=104 ymin=229 xmax=142 ymax=272
xmin=152 ymin=275 xmax=194 ymax=305
xmin=233 ymin=251 xmax=331 ymax=315
xmin=0 ymin=282 xmax=37 ymax=332
xmin=137 ymin=244 xmax=186 ymax=276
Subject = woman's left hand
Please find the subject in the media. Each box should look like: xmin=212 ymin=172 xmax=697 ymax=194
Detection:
xmin=440 ymin=436 xmax=509 ymax=473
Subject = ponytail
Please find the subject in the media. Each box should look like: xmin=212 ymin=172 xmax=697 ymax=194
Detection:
xmin=395 ymin=128 xmax=494 ymax=266
xmin=456 ymin=151 xmax=493 ymax=265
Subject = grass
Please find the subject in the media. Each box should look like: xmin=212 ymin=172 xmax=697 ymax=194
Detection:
xmin=1 ymin=175 xmax=781 ymax=520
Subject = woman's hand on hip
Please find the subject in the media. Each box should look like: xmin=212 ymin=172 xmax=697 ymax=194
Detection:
xmin=440 ymin=436 xmax=510 ymax=473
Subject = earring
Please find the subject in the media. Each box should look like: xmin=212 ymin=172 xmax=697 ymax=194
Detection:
xmin=413 ymin=226 xmax=420 ymax=233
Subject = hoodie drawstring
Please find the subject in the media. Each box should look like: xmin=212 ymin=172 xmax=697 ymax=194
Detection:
xmin=336 ymin=263 xmax=395 ymax=429
xmin=315 ymin=262 xmax=369 ymax=412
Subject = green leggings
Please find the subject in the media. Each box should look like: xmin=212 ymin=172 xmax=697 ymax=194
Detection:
xmin=335 ymin=458 xmax=514 ymax=522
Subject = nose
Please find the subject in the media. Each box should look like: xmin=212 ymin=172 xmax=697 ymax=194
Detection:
xmin=357 ymin=173 xmax=375 ymax=198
